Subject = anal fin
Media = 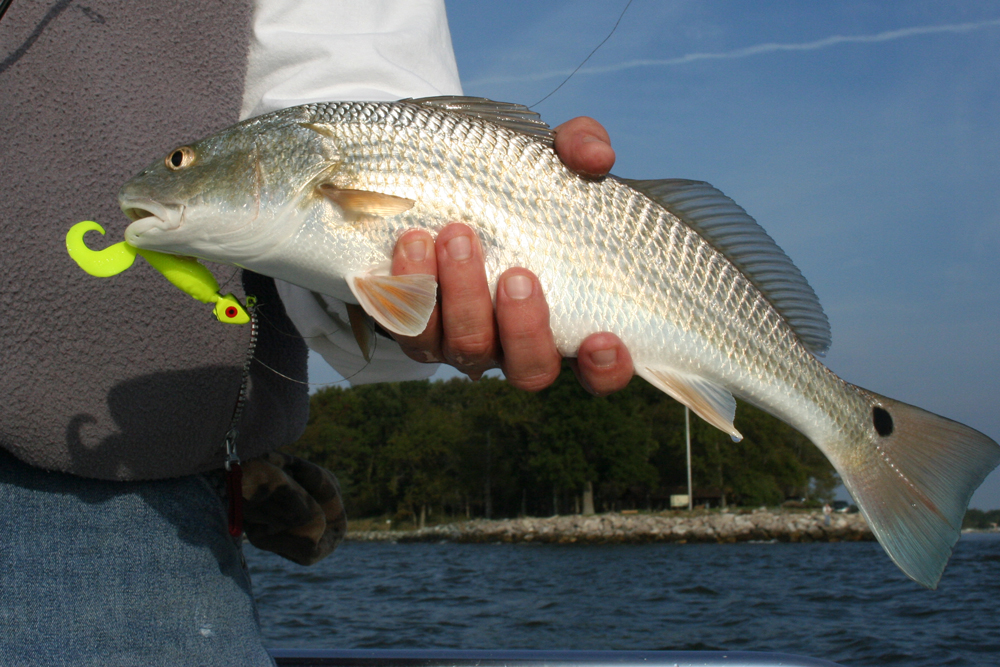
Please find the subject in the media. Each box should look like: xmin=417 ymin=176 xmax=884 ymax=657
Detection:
xmin=638 ymin=366 xmax=742 ymax=442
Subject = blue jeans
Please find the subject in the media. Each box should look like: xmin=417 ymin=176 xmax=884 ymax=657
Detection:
xmin=0 ymin=448 xmax=275 ymax=666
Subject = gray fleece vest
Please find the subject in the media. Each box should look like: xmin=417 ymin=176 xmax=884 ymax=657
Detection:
xmin=0 ymin=0 xmax=309 ymax=480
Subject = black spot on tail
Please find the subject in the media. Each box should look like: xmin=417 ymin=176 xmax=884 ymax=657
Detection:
xmin=873 ymin=406 xmax=894 ymax=437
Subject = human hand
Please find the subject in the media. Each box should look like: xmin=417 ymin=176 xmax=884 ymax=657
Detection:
xmin=242 ymin=452 xmax=346 ymax=566
xmin=389 ymin=116 xmax=634 ymax=395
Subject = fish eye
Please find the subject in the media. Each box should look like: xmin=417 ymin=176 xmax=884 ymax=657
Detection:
xmin=165 ymin=146 xmax=196 ymax=170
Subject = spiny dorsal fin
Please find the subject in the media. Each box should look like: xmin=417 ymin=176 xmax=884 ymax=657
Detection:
xmin=621 ymin=178 xmax=832 ymax=356
xmin=405 ymin=96 xmax=554 ymax=145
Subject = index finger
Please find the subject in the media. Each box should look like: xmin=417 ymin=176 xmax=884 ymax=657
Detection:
xmin=553 ymin=116 xmax=615 ymax=177
xmin=389 ymin=229 xmax=442 ymax=363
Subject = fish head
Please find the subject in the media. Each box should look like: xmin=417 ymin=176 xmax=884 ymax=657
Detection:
xmin=120 ymin=112 xmax=342 ymax=265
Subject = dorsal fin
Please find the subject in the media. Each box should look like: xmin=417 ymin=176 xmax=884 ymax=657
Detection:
xmin=621 ymin=178 xmax=832 ymax=356
xmin=405 ymin=96 xmax=554 ymax=146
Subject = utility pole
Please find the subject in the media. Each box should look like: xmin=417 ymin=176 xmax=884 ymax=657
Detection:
xmin=685 ymin=406 xmax=693 ymax=511
xmin=484 ymin=430 xmax=492 ymax=519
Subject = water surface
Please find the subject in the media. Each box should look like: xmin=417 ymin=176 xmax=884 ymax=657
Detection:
xmin=247 ymin=532 xmax=1000 ymax=666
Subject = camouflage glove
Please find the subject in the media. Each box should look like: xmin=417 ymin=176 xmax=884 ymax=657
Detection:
xmin=241 ymin=452 xmax=347 ymax=565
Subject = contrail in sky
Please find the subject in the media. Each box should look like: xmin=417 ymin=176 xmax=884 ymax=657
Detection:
xmin=468 ymin=18 xmax=1000 ymax=86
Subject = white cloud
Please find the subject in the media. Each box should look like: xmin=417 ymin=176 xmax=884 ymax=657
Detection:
xmin=469 ymin=18 xmax=1000 ymax=86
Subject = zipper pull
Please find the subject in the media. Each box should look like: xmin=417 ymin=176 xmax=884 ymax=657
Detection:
xmin=224 ymin=428 xmax=243 ymax=538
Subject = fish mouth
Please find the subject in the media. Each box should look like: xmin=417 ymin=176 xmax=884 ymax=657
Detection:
xmin=120 ymin=198 xmax=183 ymax=239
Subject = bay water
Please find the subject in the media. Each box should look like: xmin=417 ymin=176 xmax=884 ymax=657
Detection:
xmin=247 ymin=532 xmax=1000 ymax=666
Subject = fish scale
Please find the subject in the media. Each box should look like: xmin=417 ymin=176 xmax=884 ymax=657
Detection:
xmin=119 ymin=96 xmax=999 ymax=588
xmin=324 ymin=102 xmax=870 ymax=462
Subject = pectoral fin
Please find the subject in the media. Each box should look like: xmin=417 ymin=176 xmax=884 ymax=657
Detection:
xmin=318 ymin=185 xmax=414 ymax=220
xmin=638 ymin=366 xmax=743 ymax=442
xmin=346 ymin=303 xmax=376 ymax=362
xmin=347 ymin=272 xmax=437 ymax=337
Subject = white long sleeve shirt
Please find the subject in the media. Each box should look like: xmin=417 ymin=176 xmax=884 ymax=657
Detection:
xmin=240 ymin=0 xmax=463 ymax=384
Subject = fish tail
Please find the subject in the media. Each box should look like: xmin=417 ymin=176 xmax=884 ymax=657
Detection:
xmin=835 ymin=387 xmax=1000 ymax=589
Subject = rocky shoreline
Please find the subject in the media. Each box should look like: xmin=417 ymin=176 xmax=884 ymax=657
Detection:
xmin=346 ymin=509 xmax=874 ymax=544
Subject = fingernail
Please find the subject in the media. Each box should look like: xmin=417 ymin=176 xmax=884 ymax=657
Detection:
xmin=446 ymin=234 xmax=472 ymax=261
xmin=589 ymin=347 xmax=618 ymax=368
xmin=504 ymin=274 xmax=533 ymax=300
xmin=403 ymin=238 xmax=428 ymax=262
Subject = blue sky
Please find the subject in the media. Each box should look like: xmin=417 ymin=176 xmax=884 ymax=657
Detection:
xmin=309 ymin=1 xmax=1000 ymax=508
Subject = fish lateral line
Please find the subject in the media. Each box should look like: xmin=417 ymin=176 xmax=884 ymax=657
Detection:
xmin=65 ymin=220 xmax=250 ymax=324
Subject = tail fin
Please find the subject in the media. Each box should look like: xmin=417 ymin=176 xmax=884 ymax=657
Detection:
xmin=838 ymin=389 xmax=1000 ymax=589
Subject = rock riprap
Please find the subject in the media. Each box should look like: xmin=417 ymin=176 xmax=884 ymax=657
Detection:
xmin=348 ymin=510 xmax=872 ymax=544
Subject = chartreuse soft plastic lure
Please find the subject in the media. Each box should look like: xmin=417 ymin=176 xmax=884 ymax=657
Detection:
xmin=66 ymin=220 xmax=250 ymax=324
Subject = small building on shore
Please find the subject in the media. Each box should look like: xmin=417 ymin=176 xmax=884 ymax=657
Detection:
xmin=655 ymin=487 xmax=726 ymax=510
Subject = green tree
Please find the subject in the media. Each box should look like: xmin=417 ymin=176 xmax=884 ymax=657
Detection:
xmin=532 ymin=366 xmax=658 ymax=513
xmin=383 ymin=402 xmax=465 ymax=524
xmin=286 ymin=367 xmax=837 ymax=519
xmin=460 ymin=377 xmax=540 ymax=517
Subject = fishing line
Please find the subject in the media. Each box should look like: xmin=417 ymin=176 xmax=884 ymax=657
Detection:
xmin=217 ymin=265 xmax=242 ymax=293
xmin=252 ymin=300 xmax=383 ymax=357
xmin=250 ymin=297 xmax=386 ymax=387
xmin=250 ymin=354 xmax=358 ymax=388
xmin=530 ymin=0 xmax=634 ymax=109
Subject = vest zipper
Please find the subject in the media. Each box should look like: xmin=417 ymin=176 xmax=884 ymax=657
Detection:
xmin=224 ymin=295 xmax=258 ymax=538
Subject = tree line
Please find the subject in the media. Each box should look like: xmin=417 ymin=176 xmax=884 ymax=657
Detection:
xmin=962 ymin=509 xmax=1000 ymax=530
xmin=285 ymin=365 xmax=838 ymax=523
